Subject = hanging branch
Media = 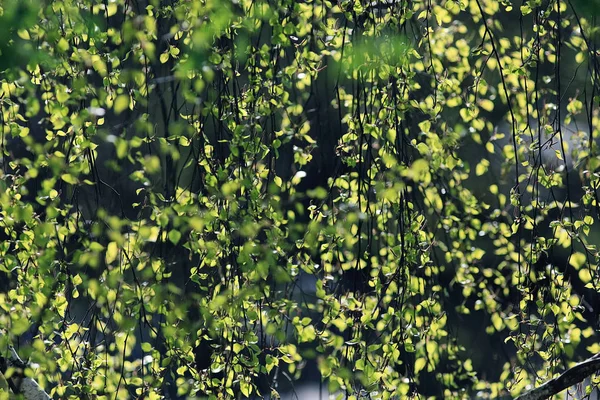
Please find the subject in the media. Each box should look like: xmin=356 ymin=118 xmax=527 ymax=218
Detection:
xmin=515 ymin=353 xmax=600 ymax=400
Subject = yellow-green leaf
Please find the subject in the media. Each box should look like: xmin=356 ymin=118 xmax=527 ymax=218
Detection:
xmin=114 ymin=94 xmax=130 ymax=114
xmin=106 ymin=242 xmax=119 ymax=264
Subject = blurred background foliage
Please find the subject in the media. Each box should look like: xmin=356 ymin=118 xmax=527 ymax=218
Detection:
xmin=1 ymin=0 xmax=600 ymax=399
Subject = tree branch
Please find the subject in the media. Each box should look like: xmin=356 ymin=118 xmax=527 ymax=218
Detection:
xmin=515 ymin=353 xmax=600 ymax=400
xmin=1 ymin=345 xmax=51 ymax=400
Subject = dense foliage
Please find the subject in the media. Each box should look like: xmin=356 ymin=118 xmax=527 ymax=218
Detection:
xmin=1 ymin=0 xmax=600 ymax=398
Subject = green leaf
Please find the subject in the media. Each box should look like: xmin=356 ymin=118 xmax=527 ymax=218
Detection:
xmin=57 ymin=37 xmax=69 ymax=52
xmin=106 ymin=242 xmax=119 ymax=264
xmin=11 ymin=318 xmax=30 ymax=335
xmin=569 ymin=252 xmax=586 ymax=270
xmin=114 ymin=94 xmax=130 ymax=114
xmin=415 ymin=357 xmax=427 ymax=374
xmin=168 ymin=230 xmax=182 ymax=244
xmin=240 ymin=381 xmax=251 ymax=397
xmin=61 ymin=173 xmax=78 ymax=185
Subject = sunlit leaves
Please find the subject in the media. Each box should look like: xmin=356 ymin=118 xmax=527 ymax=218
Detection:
xmin=0 ymin=0 xmax=598 ymax=399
